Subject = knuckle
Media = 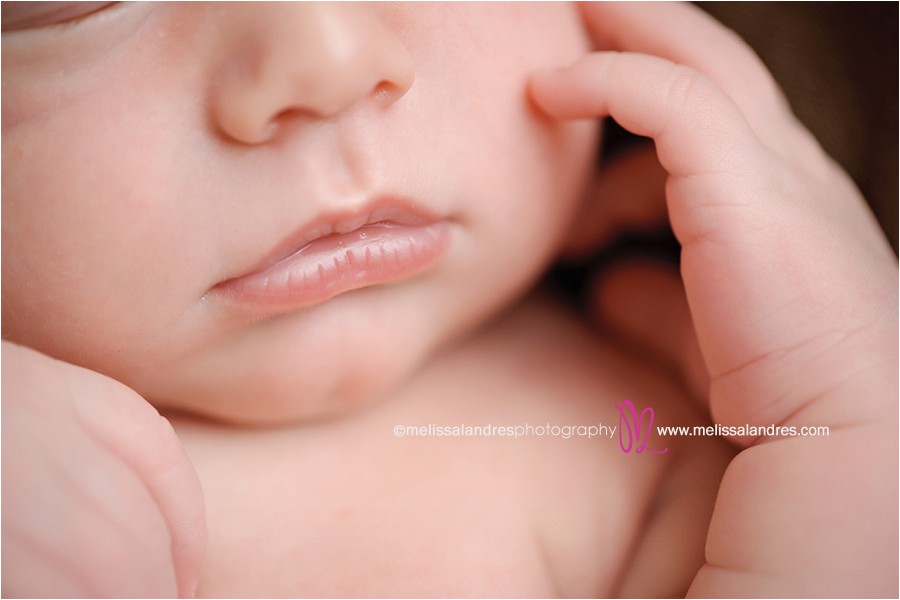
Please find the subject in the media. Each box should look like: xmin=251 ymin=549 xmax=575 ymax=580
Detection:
xmin=661 ymin=64 xmax=715 ymax=117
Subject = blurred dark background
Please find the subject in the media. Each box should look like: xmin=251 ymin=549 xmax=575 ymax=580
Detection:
xmin=698 ymin=2 xmax=898 ymax=251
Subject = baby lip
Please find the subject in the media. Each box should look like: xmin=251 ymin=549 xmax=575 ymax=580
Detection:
xmin=211 ymin=199 xmax=452 ymax=313
xmin=242 ymin=201 xmax=439 ymax=276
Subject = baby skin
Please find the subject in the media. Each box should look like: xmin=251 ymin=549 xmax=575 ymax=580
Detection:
xmin=171 ymin=296 xmax=730 ymax=597
xmin=2 ymin=2 xmax=896 ymax=598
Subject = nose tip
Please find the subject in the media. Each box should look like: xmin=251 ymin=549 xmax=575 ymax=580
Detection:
xmin=211 ymin=4 xmax=415 ymax=145
xmin=286 ymin=25 xmax=415 ymax=120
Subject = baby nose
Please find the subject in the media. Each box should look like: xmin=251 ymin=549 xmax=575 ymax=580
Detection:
xmin=210 ymin=3 xmax=415 ymax=145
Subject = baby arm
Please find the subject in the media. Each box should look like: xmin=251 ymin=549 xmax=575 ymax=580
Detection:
xmin=530 ymin=3 xmax=897 ymax=596
xmin=1 ymin=341 xmax=206 ymax=597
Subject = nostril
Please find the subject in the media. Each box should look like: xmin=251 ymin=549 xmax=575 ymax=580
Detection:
xmin=374 ymin=81 xmax=392 ymax=96
xmin=260 ymin=106 xmax=318 ymax=142
xmin=373 ymin=82 xmax=394 ymax=105
xmin=372 ymin=79 xmax=411 ymax=108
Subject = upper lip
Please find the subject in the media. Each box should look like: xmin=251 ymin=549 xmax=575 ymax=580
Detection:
xmin=216 ymin=196 xmax=444 ymax=283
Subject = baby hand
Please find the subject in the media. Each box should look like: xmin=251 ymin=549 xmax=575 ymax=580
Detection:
xmin=1 ymin=341 xmax=206 ymax=598
xmin=530 ymin=3 xmax=897 ymax=596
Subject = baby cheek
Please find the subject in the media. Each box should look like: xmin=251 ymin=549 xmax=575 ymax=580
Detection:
xmin=457 ymin=6 xmax=596 ymax=245
xmin=1 ymin=96 xmax=196 ymax=368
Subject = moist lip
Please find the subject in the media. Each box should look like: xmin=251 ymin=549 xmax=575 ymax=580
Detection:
xmin=211 ymin=200 xmax=452 ymax=314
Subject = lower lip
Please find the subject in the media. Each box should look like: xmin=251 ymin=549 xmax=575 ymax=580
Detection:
xmin=212 ymin=221 xmax=451 ymax=313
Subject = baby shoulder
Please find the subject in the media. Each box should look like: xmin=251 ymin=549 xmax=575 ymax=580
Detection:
xmin=450 ymin=294 xmax=731 ymax=596
xmin=423 ymin=295 xmax=678 ymax=594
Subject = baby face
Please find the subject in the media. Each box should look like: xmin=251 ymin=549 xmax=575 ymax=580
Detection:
xmin=2 ymin=3 xmax=597 ymax=423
